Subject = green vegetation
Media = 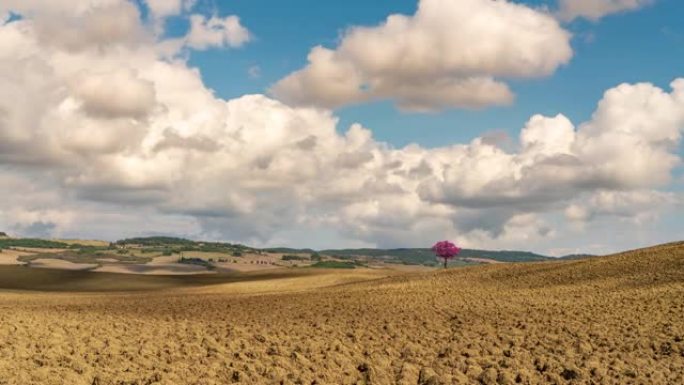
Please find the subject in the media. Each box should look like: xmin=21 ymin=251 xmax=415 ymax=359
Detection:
xmin=445 ymin=259 xmax=478 ymax=267
xmin=116 ymin=236 xmax=256 ymax=256
xmin=321 ymin=248 xmax=553 ymax=265
xmin=264 ymin=247 xmax=316 ymax=254
xmin=18 ymin=251 xmax=152 ymax=265
xmin=2 ymin=235 xmax=562 ymax=270
xmin=310 ymin=261 xmax=365 ymax=269
xmin=116 ymin=236 xmax=196 ymax=246
xmin=282 ymin=255 xmax=308 ymax=261
xmin=180 ymin=244 xmax=247 ymax=253
xmin=75 ymin=246 xmax=110 ymax=255
xmin=268 ymin=247 xmax=551 ymax=266
xmin=559 ymin=254 xmax=596 ymax=260
xmin=178 ymin=257 xmax=214 ymax=270
xmin=0 ymin=238 xmax=69 ymax=249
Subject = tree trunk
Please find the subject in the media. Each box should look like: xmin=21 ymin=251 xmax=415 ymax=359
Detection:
xmin=443 ymin=258 xmax=448 ymax=269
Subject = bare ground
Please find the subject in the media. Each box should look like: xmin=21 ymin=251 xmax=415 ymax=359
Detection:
xmin=0 ymin=243 xmax=682 ymax=384
xmin=0 ymin=249 xmax=31 ymax=265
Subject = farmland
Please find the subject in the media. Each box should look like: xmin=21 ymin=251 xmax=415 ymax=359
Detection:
xmin=0 ymin=242 xmax=681 ymax=384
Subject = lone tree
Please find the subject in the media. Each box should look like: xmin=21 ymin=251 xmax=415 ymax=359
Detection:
xmin=432 ymin=240 xmax=461 ymax=269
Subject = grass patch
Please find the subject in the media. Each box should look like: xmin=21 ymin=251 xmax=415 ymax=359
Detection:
xmin=18 ymin=251 xmax=152 ymax=265
xmin=282 ymin=255 xmax=309 ymax=261
xmin=178 ymin=257 xmax=215 ymax=270
xmin=0 ymin=239 xmax=69 ymax=249
xmin=310 ymin=261 xmax=364 ymax=269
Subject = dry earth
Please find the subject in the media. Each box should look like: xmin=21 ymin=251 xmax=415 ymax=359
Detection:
xmin=29 ymin=258 xmax=98 ymax=271
xmin=0 ymin=243 xmax=682 ymax=384
xmin=0 ymin=249 xmax=32 ymax=265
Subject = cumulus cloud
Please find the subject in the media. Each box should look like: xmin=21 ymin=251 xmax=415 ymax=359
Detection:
xmin=558 ymin=0 xmax=654 ymax=21
xmin=140 ymin=0 xmax=250 ymax=51
xmin=72 ymin=69 xmax=156 ymax=119
xmin=420 ymin=80 xmax=684 ymax=212
xmin=271 ymin=0 xmax=572 ymax=112
xmin=145 ymin=0 xmax=196 ymax=19
xmin=0 ymin=0 xmax=682 ymax=251
xmin=5 ymin=0 xmax=146 ymax=51
xmin=565 ymin=190 xmax=677 ymax=223
xmin=185 ymin=14 xmax=251 ymax=50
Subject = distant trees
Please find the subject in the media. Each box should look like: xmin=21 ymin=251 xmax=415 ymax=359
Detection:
xmin=178 ymin=256 xmax=213 ymax=269
xmin=310 ymin=261 xmax=360 ymax=269
xmin=0 ymin=238 xmax=68 ymax=249
xmin=117 ymin=236 xmax=195 ymax=247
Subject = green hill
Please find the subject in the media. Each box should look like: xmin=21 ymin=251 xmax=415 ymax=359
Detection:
xmin=0 ymin=238 xmax=69 ymax=249
xmin=5 ymin=235 xmax=558 ymax=266
xmin=320 ymin=248 xmax=552 ymax=265
xmin=116 ymin=236 xmax=196 ymax=246
xmin=264 ymin=247 xmax=553 ymax=266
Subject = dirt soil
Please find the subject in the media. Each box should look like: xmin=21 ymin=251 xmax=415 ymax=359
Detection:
xmin=0 ymin=249 xmax=31 ymax=265
xmin=0 ymin=242 xmax=682 ymax=384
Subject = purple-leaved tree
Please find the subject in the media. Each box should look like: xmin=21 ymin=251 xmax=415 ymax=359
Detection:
xmin=432 ymin=240 xmax=461 ymax=269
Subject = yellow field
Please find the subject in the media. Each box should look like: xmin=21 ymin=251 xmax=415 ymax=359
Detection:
xmin=181 ymin=251 xmax=313 ymax=271
xmin=0 ymin=249 xmax=32 ymax=265
xmin=55 ymin=239 xmax=111 ymax=247
xmin=0 ymin=243 xmax=682 ymax=384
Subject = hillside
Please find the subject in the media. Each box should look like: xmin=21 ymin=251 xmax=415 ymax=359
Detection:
xmin=1 ymin=235 xmax=555 ymax=271
xmin=265 ymin=247 xmax=553 ymax=265
xmin=0 ymin=242 xmax=682 ymax=384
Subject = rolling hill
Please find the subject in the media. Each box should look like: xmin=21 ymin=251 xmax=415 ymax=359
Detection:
xmin=0 ymin=242 xmax=681 ymax=384
xmin=266 ymin=246 xmax=553 ymax=265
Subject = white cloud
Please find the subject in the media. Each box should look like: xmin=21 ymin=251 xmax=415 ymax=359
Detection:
xmin=0 ymin=1 xmax=682 ymax=251
xmin=565 ymin=190 xmax=677 ymax=223
xmin=271 ymin=0 xmax=572 ymax=112
xmin=72 ymin=69 xmax=156 ymax=119
xmin=145 ymin=0 xmax=196 ymax=19
xmin=0 ymin=0 xmax=122 ymax=18
xmin=185 ymin=14 xmax=251 ymax=50
xmin=558 ymin=0 xmax=654 ymax=21
xmin=419 ymin=79 xmax=684 ymax=212
xmin=521 ymin=114 xmax=576 ymax=157
xmin=20 ymin=1 xmax=146 ymax=52
xmin=144 ymin=0 xmax=197 ymax=35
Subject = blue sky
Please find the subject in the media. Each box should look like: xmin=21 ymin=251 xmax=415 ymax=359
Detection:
xmin=178 ymin=0 xmax=684 ymax=147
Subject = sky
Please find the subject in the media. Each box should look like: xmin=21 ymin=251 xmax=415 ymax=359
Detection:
xmin=0 ymin=0 xmax=682 ymax=255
